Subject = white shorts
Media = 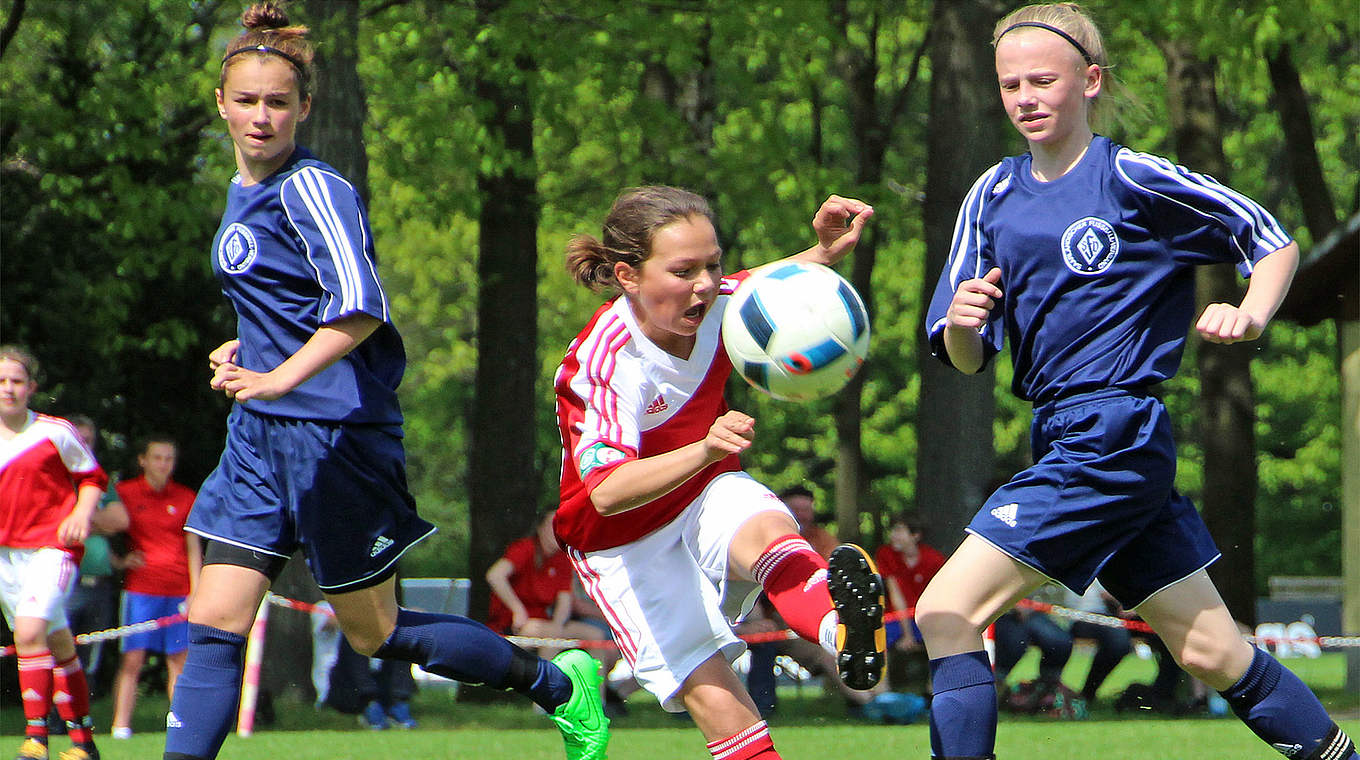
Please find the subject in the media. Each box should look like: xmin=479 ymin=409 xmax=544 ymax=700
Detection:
xmin=567 ymin=471 xmax=790 ymax=711
xmin=0 ymin=546 xmax=76 ymax=633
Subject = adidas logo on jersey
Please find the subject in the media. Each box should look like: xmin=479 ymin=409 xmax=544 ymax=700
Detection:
xmin=645 ymin=395 xmax=669 ymax=414
xmin=370 ymin=536 xmax=394 ymax=557
xmin=991 ymin=503 xmax=1019 ymax=528
xmin=166 ymin=711 xmax=183 ymax=729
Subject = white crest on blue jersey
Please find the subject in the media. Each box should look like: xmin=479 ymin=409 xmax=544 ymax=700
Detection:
xmin=1060 ymin=216 xmax=1119 ymax=275
xmin=991 ymin=172 xmax=1012 ymax=196
xmin=217 ymin=222 xmax=259 ymax=274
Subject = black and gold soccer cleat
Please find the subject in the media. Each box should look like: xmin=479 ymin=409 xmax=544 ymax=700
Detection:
xmin=828 ymin=543 xmax=887 ymax=691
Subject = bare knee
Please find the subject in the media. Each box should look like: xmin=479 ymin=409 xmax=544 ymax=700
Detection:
xmin=1167 ymin=634 xmax=1250 ymax=688
xmin=11 ymin=618 xmax=49 ymax=652
xmin=914 ymin=593 xmax=984 ymax=650
xmin=118 ymin=653 xmax=144 ymax=675
xmin=343 ymin=629 xmax=387 ymax=657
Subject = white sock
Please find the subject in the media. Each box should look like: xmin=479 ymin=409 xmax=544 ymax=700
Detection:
xmin=818 ymin=610 xmax=839 ymax=655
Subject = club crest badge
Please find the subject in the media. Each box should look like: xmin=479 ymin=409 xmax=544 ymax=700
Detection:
xmin=218 ymin=222 xmax=258 ymax=275
xmin=1060 ymin=216 xmax=1119 ymax=275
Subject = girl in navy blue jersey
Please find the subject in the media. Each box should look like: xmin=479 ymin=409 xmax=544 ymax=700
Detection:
xmin=163 ymin=4 xmax=607 ymax=759
xmin=917 ymin=4 xmax=1354 ymax=759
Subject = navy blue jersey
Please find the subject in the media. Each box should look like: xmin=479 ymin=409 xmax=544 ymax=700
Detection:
xmin=211 ymin=147 xmax=405 ymax=424
xmin=926 ymin=136 xmax=1292 ymax=403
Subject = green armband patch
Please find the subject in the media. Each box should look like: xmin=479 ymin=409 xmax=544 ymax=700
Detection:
xmin=579 ymin=442 xmax=627 ymax=478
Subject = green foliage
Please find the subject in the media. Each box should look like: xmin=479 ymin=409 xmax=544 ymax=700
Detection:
xmin=1 ymin=0 xmax=237 ymax=482
xmin=1253 ymin=324 xmax=1344 ymax=581
xmin=0 ymin=0 xmax=1349 ymax=588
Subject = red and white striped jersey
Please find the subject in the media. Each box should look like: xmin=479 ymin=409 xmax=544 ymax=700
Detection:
xmin=553 ymin=272 xmax=750 ymax=552
xmin=0 ymin=411 xmax=107 ymax=558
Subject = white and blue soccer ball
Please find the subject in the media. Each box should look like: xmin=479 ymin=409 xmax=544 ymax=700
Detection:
xmin=721 ymin=261 xmax=870 ymax=402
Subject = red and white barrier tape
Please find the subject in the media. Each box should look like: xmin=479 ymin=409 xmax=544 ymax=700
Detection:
xmin=5 ymin=591 xmax=1357 ymax=657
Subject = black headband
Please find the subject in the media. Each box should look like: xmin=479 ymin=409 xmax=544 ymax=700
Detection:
xmin=222 ymin=44 xmax=308 ymax=81
xmin=999 ymin=21 xmax=1095 ymax=66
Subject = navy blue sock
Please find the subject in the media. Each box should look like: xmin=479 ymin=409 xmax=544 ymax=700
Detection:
xmin=1221 ymin=647 xmax=1356 ymax=760
xmin=373 ymin=607 xmax=572 ymax=712
xmin=927 ymin=651 xmax=997 ymax=759
xmin=163 ymin=623 xmax=246 ymax=760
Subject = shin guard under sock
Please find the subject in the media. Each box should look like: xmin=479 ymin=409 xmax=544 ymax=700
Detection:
xmin=163 ymin=623 xmax=246 ymax=760
xmin=750 ymin=535 xmax=832 ymax=643
xmin=373 ymin=607 xmax=572 ymax=712
xmin=52 ymin=654 xmax=95 ymax=746
xmin=1220 ymin=647 xmax=1356 ymax=760
xmin=18 ymin=650 xmax=55 ymax=741
xmin=928 ymin=651 xmax=997 ymax=759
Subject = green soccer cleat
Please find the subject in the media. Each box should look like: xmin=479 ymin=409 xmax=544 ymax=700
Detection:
xmin=828 ymin=543 xmax=887 ymax=691
xmin=548 ymin=649 xmax=611 ymax=760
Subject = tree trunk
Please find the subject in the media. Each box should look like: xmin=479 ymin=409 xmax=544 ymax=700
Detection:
xmin=827 ymin=0 xmax=879 ymax=543
xmin=468 ymin=0 xmax=540 ymax=622
xmin=298 ymin=0 xmax=368 ymax=199
xmin=826 ymin=2 xmax=927 ymax=543
xmin=1265 ymin=44 xmax=1337 ymax=240
xmin=1159 ymin=39 xmax=1258 ymax=625
xmin=916 ymin=0 xmax=1005 ymax=550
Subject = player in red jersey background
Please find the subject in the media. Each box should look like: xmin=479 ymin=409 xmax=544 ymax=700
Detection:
xmin=0 ymin=345 xmax=106 ymax=760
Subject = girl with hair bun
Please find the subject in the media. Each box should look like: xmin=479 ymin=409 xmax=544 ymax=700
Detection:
xmin=918 ymin=4 xmax=1354 ymax=759
xmin=164 ymin=4 xmax=608 ymax=759
xmin=554 ymin=186 xmax=885 ymax=760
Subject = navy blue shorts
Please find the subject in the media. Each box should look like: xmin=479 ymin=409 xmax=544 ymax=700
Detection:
xmin=967 ymin=388 xmax=1219 ymax=609
xmin=188 ymin=407 xmax=436 ymax=593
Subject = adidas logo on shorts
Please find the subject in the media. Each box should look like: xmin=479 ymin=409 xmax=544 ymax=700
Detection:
xmin=370 ymin=536 xmax=394 ymax=557
xmin=645 ymin=395 xmax=669 ymax=414
xmin=991 ymin=502 xmax=1019 ymax=528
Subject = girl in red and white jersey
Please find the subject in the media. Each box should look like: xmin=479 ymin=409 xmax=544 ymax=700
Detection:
xmin=553 ymin=187 xmax=881 ymax=760
xmin=0 ymin=345 xmax=106 ymax=760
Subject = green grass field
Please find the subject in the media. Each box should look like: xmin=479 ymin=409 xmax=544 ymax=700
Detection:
xmin=5 ymin=651 xmax=1356 ymax=759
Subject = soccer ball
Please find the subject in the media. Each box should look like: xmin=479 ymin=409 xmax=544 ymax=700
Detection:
xmin=721 ymin=261 xmax=870 ymax=402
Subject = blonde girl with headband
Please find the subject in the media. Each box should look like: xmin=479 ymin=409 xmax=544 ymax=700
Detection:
xmin=163 ymin=4 xmax=608 ymax=758
xmin=917 ymin=4 xmax=1353 ymax=759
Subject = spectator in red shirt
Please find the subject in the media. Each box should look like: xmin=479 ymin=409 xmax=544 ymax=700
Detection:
xmin=875 ymin=513 xmax=945 ymax=652
xmin=109 ymin=435 xmax=202 ymax=739
xmin=780 ymin=486 xmax=838 ymax=559
xmin=485 ymin=512 xmax=601 ymax=660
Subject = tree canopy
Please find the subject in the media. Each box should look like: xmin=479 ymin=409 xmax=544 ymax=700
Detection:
xmin=2 ymin=0 xmax=1353 ymax=594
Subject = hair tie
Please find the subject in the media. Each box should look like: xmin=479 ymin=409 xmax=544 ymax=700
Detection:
xmin=222 ymin=44 xmax=308 ymax=79
xmin=999 ymin=21 xmax=1095 ymax=66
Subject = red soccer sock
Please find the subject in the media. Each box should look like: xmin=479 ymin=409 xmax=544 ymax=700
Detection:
xmin=53 ymin=654 xmax=95 ymax=745
xmin=750 ymin=534 xmax=832 ymax=643
xmin=706 ymin=721 xmax=781 ymax=759
xmin=18 ymin=650 xmax=55 ymax=740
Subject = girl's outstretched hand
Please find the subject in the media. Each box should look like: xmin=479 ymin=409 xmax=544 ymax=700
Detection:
xmin=811 ymin=195 xmax=875 ymax=262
